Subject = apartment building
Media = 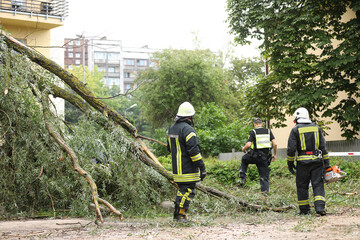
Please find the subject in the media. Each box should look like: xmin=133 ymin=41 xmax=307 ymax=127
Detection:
xmin=88 ymin=38 xmax=122 ymax=88
xmin=0 ymin=0 xmax=68 ymax=115
xmin=122 ymin=45 xmax=158 ymax=92
xmin=64 ymin=38 xmax=88 ymax=69
xmin=65 ymin=36 xmax=158 ymax=93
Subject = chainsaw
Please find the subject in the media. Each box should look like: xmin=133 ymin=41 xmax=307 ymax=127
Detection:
xmin=324 ymin=165 xmax=347 ymax=183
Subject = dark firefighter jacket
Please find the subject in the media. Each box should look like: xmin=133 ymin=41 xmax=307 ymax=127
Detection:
xmin=167 ymin=119 xmax=205 ymax=183
xmin=287 ymin=122 xmax=330 ymax=166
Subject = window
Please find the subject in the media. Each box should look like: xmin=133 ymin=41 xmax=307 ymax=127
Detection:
xmin=97 ymin=66 xmax=104 ymax=72
xmin=68 ymin=47 xmax=73 ymax=51
xmin=126 ymin=84 xmax=132 ymax=90
xmin=68 ymin=41 xmax=73 ymax=45
xmin=75 ymin=53 xmax=80 ymax=58
xmin=75 ymin=60 xmax=80 ymax=65
xmin=12 ymin=0 xmax=26 ymax=11
xmin=137 ymin=59 xmax=148 ymax=66
xmin=124 ymin=59 xmax=135 ymax=65
xmin=108 ymin=53 xmax=120 ymax=60
xmin=108 ymin=67 xmax=115 ymax=73
xmin=124 ymin=72 xmax=131 ymax=78
xmin=41 ymin=2 xmax=53 ymax=14
xmin=75 ymin=41 xmax=80 ymax=46
xmin=68 ymin=65 xmax=73 ymax=70
xmin=105 ymin=78 xmax=120 ymax=86
xmin=95 ymin=52 xmax=106 ymax=60
xmin=68 ymin=52 xmax=73 ymax=58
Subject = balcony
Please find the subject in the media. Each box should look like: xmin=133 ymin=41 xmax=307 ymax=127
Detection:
xmin=0 ymin=0 xmax=68 ymax=21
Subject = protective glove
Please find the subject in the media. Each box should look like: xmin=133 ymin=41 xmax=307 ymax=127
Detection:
xmin=200 ymin=170 xmax=207 ymax=181
xmin=287 ymin=161 xmax=296 ymax=174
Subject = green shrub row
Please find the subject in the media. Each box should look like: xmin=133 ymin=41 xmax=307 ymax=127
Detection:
xmin=158 ymin=155 xmax=360 ymax=186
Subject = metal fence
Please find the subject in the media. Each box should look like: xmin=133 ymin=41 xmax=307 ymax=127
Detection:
xmin=0 ymin=0 xmax=68 ymax=20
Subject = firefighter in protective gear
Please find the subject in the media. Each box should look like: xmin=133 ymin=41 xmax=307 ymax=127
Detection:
xmin=238 ymin=118 xmax=277 ymax=192
xmin=287 ymin=107 xmax=330 ymax=216
xmin=167 ymin=102 xmax=206 ymax=221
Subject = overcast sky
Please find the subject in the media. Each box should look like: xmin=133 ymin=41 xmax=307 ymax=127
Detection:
xmin=53 ymin=0 xmax=260 ymax=58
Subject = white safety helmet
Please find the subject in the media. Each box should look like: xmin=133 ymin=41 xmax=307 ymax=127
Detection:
xmin=176 ymin=102 xmax=195 ymax=117
xmin=293 ymin=107 xmax=312 ymax=123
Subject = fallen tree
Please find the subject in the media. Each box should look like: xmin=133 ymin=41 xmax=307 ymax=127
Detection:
xmin=0 ymin=31 xmax=293 ymax=223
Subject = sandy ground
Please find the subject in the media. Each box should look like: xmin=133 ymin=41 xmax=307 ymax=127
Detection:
xmin=1 ymin=209 xmax=359 ymax=240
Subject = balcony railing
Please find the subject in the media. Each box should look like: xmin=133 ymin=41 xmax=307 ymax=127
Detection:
xmin=0 ymin=0 xmax=68 ymax=20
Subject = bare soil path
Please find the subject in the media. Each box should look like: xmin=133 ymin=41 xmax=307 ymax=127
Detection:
xmin=1 ymin=209 xmax=359 ymax=240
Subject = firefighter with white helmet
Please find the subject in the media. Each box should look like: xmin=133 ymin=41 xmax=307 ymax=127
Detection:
xmin=167 ymin=101 xmax=206 ymax=221
xmin=287 ymin=107 xmax=331 ymax=215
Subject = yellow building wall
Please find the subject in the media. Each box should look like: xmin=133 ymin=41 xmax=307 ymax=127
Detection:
xmin=271 ymin=8 xmax=358 ymax=148
xmin=1 ymin=24 xmax=51 ymax=56
xmin=0 ymin=5 xmax=65 ymax=115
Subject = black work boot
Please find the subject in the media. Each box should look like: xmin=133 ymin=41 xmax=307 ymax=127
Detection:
xmin=173 ymin=204 xmax=180 ymax=221
xmin=316 ymin=209 xmax=326 ymax=216
xmin=298 ymin=210 xmax=310 ymax=215
xmin=174 ymin=207 xmax=188 ymax=222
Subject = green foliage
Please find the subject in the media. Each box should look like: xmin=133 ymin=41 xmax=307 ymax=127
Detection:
xmin=196 ymin=103 xmax=251 ymax=156
xmin=227 ymin=0 xmax=360 ymax=138
xmin=136 ymin=49 xmax=241 ymax=128
xmin=0 ymin=36 xmax=172 ymax=218
xmin=203 ymin=157 xmax=360 ymax=187
xmin=229 ymin=57 xmax=265 ymax=85
xmin=151 ymin=103 xmax=251 ymax=157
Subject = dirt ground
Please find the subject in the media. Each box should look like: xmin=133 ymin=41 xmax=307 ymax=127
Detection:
xmin=1 ymin=209 xmax=359 ymax=240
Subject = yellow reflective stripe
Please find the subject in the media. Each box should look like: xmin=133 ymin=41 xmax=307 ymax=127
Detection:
xmin=186 ymin=132 xmax=196 ymax=142
xmin=297 ymin=155 xmax=318 ymax=161
xmin=179 ymin=188 xmax=192 ymax=208
xmin=173 ymin=173 xmax=200 ymax=182
xmin=287 ymin=155 xmax=295 ymax=161
xmin=315 ymin=131 xmax=319 ymax=149
xmin=176 ymin=138 xmax=182 ymax=175
xmin=314 ymin=195 xmax=326 ymax=202
xmin=190 ymin=153 xmax=202 ymax=162
xmin=298 ymin=126 xmax=319 ymax=134
xmin=323 ymin=154 xmax=329 ymax=160
xmin=300 ymin=132 xmax=306 ymax=150
xmin=298 ymin=199 xmax=309 ymax=206
xmin=168 ymin=137 xmax=171 ymax=151
xmin=298 ymin=127 xmax=319 ymax=151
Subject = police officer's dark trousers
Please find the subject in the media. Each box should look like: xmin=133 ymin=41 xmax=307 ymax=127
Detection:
xmin=296 ymin=161 xmax=326 ymax=213
xmin=239 ymin=151 xmax=270 ymax=192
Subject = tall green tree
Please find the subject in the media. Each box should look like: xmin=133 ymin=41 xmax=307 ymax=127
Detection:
xmin=137 ymin=49 xmax=241 ymax=128
xmin=227 ymin=0 xmax=360 ymax=138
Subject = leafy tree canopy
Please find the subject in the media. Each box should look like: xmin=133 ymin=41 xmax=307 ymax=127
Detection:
xmin=136 ymin=49 xmax=241 ymax=128
xmin=227 ymin=0 xmax=360 ymax=139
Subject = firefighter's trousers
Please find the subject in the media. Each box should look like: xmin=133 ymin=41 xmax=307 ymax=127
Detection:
xmin=239 ymin=151 xmax=271 ymax=192
xmin=296 ymin=161 xmax=326 ymax=213
xmin=174 ymin=183 xmax=196 ymax=210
